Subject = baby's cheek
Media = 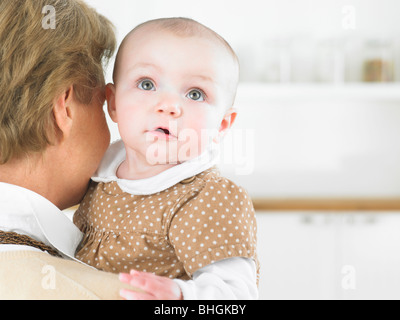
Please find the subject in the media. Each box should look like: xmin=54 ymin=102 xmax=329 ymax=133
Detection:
xmin=117 ymin=113 xmax=139 ymax=145
xmin=177 ymin=128 xmax=215 ymax=162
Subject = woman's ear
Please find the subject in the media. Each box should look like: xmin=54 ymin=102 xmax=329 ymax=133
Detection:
xmin=52 ymin=86 xmax=74 ymax=140
xmin=213 ymin=108 xmax=238 ymax=144
xmin=106 ymin=83 xmax=117 ymax=123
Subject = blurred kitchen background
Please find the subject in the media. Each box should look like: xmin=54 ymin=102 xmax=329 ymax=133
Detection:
xmin=78 ymin=0 xmax=400 ymax=299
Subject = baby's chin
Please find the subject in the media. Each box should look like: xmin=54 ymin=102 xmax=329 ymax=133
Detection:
xmin=144 ymin=143 xmax=207 ymax=166
xmin=145 ymin=152 xmax=202 ymax=166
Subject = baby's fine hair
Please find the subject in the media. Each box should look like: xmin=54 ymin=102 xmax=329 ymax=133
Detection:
xmin=135 ymin=17 xmax=237 ymax=61
xmin=113 ymin=17 xmax=239 ymax=84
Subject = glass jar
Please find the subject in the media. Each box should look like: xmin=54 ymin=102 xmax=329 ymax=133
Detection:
xmin=260 ymin=38 xmax=292 ymax=83
xmin=315 ymin=38 xmax=345 ymax=83
xmin=363 ymin=39 xmax=395 ymax=82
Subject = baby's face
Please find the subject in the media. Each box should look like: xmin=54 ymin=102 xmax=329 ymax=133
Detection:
xmin=108 ymin=28 xmax=238 ymax=165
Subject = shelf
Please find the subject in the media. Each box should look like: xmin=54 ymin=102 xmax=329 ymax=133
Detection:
xmin=253 ymin=198 xmax=400 ymax=212
xmin=235 ymin=83 xmax=400 ymax=105
xmin=67 ymin=199 xmax=400 ymax=213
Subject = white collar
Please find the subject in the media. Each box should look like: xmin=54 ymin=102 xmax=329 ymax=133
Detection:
xmin=0 ymin=182 xmax=83 ymax=262
xmin=92 ymin=140 xmax=220 ymax=195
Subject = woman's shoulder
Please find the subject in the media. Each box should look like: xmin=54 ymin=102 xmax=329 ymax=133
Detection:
xmin=0 ymin=250 xmax=134 ymax=300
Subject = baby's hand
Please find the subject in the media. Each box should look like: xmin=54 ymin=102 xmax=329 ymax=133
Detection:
xmin=119 ymin=270 xmax=183 ymax=300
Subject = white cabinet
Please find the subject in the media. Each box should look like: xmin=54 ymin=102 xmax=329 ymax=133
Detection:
xmin=256 ymin=212 xmax=400 ymax=300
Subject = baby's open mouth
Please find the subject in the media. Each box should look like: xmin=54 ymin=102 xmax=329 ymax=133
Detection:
xmin=155 ymin=128 xmax=170 ymax=135
xmin=149 ymin=127 xmax=177 ymax=140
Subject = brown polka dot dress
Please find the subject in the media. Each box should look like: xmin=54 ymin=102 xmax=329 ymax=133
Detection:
xmin=74 ymin=167 xmax=259 ymax=281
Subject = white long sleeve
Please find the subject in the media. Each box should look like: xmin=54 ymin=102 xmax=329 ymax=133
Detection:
xmin=174 ymin=257 xmax=258 ymax=300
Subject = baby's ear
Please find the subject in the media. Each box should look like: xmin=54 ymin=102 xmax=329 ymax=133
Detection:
xmin=106 ymin=83 xmax=117 ymax=123
xmin=214 ymin=108 xmax=238 ymax=144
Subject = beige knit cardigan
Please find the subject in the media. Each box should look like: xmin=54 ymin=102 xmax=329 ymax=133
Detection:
xmin=0 ymin=250 xmax=139 ymax=300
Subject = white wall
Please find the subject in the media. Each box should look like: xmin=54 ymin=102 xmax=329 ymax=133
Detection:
xmin=221 ymin=86 xmax=400 ymax=198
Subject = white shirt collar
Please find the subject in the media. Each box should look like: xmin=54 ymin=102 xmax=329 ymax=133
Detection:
xmin=92 ymin=140 xmax=220 ymax=195
xmin=0 ymin=182 xmax=83 ymax=262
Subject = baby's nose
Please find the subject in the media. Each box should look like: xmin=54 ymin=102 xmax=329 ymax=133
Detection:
xmin=156 ymin=96 xmax=182 ymax=117
xmin=157 ymin=105 xmax=181 ymax=117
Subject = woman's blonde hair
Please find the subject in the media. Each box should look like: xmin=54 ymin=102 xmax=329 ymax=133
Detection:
xmin=0 ymin=0 xmax=116 ymax=164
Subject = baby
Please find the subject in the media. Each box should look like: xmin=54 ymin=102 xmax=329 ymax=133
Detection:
xmin=74 ymin=17 xmax=259 ymax=300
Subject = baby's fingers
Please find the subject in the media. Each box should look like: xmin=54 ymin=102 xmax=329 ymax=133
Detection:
xmin=120 ymin=288 xmax=155 ymax=300
xmin=119 ymin=271 xmax=158 ymax=293
xmin=119 ymin=271 xmax=182 ymax=300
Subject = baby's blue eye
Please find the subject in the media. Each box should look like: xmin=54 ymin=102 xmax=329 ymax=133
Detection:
xmin=138 ymin=79 xmax=155 ymax=91
xmin=187 ymin=89 xmax=204 ymax=101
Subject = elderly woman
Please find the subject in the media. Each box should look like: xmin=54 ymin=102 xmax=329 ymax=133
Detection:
xmin=0 ymin=0 xmax=138 ymax=299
